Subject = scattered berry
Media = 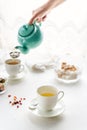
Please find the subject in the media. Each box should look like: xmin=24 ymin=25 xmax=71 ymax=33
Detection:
xmin=8 ymin=95 xmax=11 ymax=97
xmin=23 ymin=98 xmax=26 ymax=100
xmin=20 ymin=102 xmax=22 ymax=105
xmin=17 ymin=105 xmax=19 ymax=108
xmin=8 ymin=94 xmax=26 ymax=109
xmin=9 ymin=101 xmax=12 ymax=104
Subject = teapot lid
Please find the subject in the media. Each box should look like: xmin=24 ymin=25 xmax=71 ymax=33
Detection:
xmin=18 ymin=24 xmax=34 ymax=37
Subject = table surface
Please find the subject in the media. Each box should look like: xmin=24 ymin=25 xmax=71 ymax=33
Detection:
xmin=0 ymin=55 xmax=87 ymax=130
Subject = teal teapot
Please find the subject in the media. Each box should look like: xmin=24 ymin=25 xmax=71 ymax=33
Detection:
xmin=15 ymin=22 xmax=43 ymax=54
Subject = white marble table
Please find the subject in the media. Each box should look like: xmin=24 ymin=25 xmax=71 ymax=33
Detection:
xmin=0 ymin=55 xmax=87 ymax=130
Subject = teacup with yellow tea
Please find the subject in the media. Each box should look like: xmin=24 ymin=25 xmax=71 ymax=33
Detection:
xmin=37 ymin=85 xmax=64 ymax=111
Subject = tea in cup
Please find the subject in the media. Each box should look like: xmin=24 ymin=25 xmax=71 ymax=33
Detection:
xmin=5 ymin=59 xmax=24 ymax=76
xmin=37 ymin=85 xmax=64 ymax=111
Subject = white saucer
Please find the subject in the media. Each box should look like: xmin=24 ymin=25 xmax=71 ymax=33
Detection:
xmin=8 ymin=72 xmax=24 ymax=80
xmin=0 ymin=89 xmax=6 ymax=95
xmin=56 ymin=76 xmax=80 ymax=84
xmin=28 ymin=98 xmax=65 ymax=118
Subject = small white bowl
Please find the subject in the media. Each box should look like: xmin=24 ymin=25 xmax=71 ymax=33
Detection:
xmin=0 ymin=76 xmax=8 ymax=94
xmin=55 ymin=63 xmax=82 ymax=84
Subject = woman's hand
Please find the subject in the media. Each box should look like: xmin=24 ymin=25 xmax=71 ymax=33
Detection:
xmin=29 ymin=0 xmax=65 ymax=24
xmin=29 ymin=2 xmax=51 ymax=24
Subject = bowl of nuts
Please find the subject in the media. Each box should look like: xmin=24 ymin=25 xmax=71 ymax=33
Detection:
xmin=0 ymin=76 xmax=8 ymax=94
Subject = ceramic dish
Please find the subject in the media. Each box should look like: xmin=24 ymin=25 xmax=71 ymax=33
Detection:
xmin=55 ymin=74 xmax=81 ymax=84
xmin=8 ymin=72 xmax=25 ymax=80
xmin=28 ymin=98 xmax=65 ymax=117
xmin=0 ymin=76 xmax=8 ymax=94
xmin=55 ymin=61 xmax=81 ymax=84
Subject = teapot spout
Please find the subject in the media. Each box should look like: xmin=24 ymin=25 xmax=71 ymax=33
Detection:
xmin=15 ymin=46 xmax=29 ymax=54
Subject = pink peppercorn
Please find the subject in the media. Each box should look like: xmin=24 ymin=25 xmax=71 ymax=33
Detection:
xmin=8 ymin=95 xmax=11 ymax=97
xmin=17 ymin=106 xmax=19 ymax=108
xmin=23 ymin=98 xmax=26 ymax=100
xmin=19 ymin=100 xmax=21 ymax=103
xmin=9 ymin=101 xmax=12 ymax=104
xmin=20 ymin=102 xmax=22 ymax=105
xmin=8 ymin=94 xmax=26 ymax=108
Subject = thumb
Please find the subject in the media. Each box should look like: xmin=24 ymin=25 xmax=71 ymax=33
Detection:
xmin=28 ymin=17 xmax=34 ymax=25
xmin=28 ymin=13 xmax=38 ymax=25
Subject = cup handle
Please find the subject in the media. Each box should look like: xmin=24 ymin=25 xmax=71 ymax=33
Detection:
xmin=19 ymin=64 xmax=24 ymax=73
xmin=57 ymin=91 xmax=64 ymax=102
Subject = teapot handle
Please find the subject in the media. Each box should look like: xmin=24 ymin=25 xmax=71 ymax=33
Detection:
xmin=34 ymin=20 xmax=41 ymax=27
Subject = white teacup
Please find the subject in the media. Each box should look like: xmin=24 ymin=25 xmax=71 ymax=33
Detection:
xmin=37 ymin=85 xmax=64 ymax=111
xmin=5 ymin=59 xmax=24 ymax=76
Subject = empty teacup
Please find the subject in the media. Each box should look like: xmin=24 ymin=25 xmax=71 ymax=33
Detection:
xmin=5 ymin=59 xmax=24 ymax=77
xmin=37 ymin=85 xmax=64 ymax=111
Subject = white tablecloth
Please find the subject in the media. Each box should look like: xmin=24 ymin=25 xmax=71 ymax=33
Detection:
xmin=0 ymin=54 xmax=87 ymax=130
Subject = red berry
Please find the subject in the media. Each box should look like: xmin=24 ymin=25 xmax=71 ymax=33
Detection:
xmin=19 ymin=100 xmax=21 ymax=103
xmin=17 ymin=105 xmax=19 ymax=108
xmin=20 ymin=102 xmax=22 ymax=105
xmin=8 ymin=95 xmax=11 ymax=97
xmin=9 ymin=101 xmax=12 ymax=104
xmin=20 ymin=98 xmax=22 ymax=100
xmin=23 ymin=98 xmax=26 ymax=100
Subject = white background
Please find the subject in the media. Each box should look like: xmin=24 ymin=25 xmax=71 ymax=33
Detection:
xmin=0 ymin=0 xmax=87 ymax=57
xmin=0 ymin=1 xmax=87 ymax=130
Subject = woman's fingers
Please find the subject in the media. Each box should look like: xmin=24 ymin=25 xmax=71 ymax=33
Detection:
xmin=42 ymin=15 xmax=47 ymax=21
xmin=29 ymin=7 xmax=47 ymax=24
xmin=29 ymin=15 xmax=36 ymax=24
xmin=29 ymin=14 xmax=47 ymax=24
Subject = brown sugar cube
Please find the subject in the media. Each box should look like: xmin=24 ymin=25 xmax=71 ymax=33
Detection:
xmin=62 ymin=62 xmax=67 ymax=65
xmin=61 ymin=62 xmax=67 ymax=69
xmin=71 ymin=65 xmax=77 ymax=71
xmin=0 ymin=78 xmax=5 ymax=83
xmin=64 ymin=65 xmax=70 ymax=71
